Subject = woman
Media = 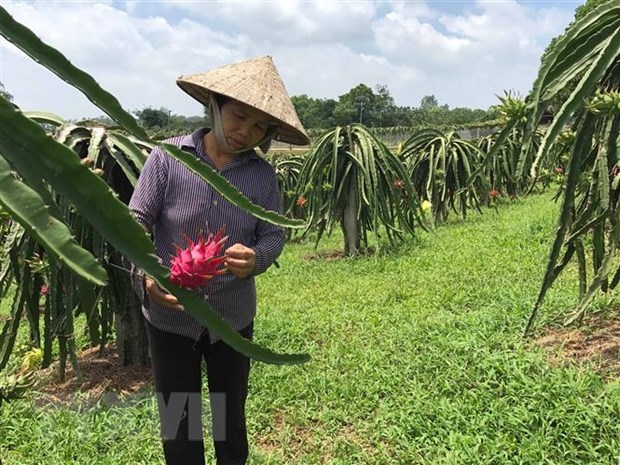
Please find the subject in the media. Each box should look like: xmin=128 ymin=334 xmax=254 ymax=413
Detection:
xmin=129 ymin=56 xmax=309 ymax=465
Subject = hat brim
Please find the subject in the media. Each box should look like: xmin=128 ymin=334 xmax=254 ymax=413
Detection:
xmin=176 ymin=82 xmax=309 ymax=146
xmin=176 ymin=56 xmax=310 ymax=147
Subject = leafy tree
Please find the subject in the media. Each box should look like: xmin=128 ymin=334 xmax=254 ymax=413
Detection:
xmin=0 ymin=82 xmax=13 ymax=102
xmin=291 ymin=94 xmax=336 ymax=128
xmin=332 ymin=84 xmax=399 ymax=127
xmin=418 ymin=95 xmax=451 ymax=126
xmin=373 ymin=85 xmax=398 ymax=127
xmin=386 ymin=105 xmax=417 ymax=127
xmin=167 ymin=114 xmax=204 ymax=133
xmin=133 ymin=108 xmax=206 ymax=139
xmin=419 ymin=95 xmax=438 ymax=111
xmin=426 ymin=105 xmax=450 ymax=126
xmin=133 ymin=106 xmax=170 ymax=129
xmin=445 ymin=108 xmax=491 ymax=125
xmin=333 ymin=83 xmax=374 ymax=126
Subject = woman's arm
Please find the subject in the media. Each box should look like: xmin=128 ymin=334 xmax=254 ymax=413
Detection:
xmin=129 ymin=147 xmax=168 ymax=231
xmin=250 ymin=172 xmax=285 ymax=276
xmin=225 ymin=171 xmax=285 ymax=278
xmin=126 ymin=148 xmax=169 ymax=301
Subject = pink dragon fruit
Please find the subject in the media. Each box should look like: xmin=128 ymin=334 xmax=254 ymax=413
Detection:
xmin=169 ymin=229 xmax=228 ymax=289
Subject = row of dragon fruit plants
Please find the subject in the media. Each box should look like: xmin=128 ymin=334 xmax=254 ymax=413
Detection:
xmin=0 ymin=100 xmax=562 ymax=389
xmin=0 ymin=90 xmax=547 ymax=390
xmin=0 ymin=82 xmax=603 ymax=395
xmin=268 ymin=105 xmax=570 ymax=256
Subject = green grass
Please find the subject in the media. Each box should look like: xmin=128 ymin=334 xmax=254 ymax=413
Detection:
xmin=1 ymin=192 xmax=619 ymax=464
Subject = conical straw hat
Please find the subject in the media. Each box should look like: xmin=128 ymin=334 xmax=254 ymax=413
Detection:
xmin=176 ymin=56 xmax=309 ymax=146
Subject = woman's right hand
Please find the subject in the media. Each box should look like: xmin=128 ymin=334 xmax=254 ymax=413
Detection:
xmin=145 ymin=276 xmax=185 ymax=311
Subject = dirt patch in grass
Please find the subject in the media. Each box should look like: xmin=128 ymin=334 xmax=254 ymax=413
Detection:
xmin=302 ymin=250 xmax=346 ymax=261
xmin=33 ymin=343 xmax=153 ymax=409
xmin=533 ymin=312 xmax=620 ymax=380
xmin=255 ymin=413 xmax=375 ymax=461
xmin=254 ymin=414 xmax=316 ymax=460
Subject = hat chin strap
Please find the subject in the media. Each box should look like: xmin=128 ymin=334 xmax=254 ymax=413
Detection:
xmin=209 ymin=94 xmax=277 ymax=155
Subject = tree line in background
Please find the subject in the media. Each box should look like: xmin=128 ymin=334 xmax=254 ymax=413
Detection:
xmin=44 ymin=83 xmax=497 ymax=137
xmin=134 ymin=84 xmax=496 ymax=133
xmin=291 ymin=84 xmax=497 ymax=129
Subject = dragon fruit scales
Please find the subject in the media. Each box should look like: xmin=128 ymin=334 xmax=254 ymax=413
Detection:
xmin=169 ymin=229 xmax=228 ymax=289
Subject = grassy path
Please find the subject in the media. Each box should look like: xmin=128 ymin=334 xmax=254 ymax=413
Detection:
xmin=1 ymin=193 xmax=619 ymax=464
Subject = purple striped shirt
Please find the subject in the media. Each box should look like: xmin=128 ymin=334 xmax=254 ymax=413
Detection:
xmin=128 ymin=127 xmax=285 ymax=343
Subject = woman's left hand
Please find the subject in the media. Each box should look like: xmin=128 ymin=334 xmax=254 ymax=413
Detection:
xmin=224 ymin=243 xmax=256 ymax=278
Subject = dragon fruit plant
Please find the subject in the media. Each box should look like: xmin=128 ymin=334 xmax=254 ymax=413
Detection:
xmin=169 ymin=229 xmax=228 ymax=289
xmin=296 ymin=124 xmax=422 ymax=256
xmin=401 ymin=128 xmax=486 ymax=224
xmin=520 ymin=1 xmax=620 ymax=334
xmin=0 ymin=371 xmax=36 ymax=408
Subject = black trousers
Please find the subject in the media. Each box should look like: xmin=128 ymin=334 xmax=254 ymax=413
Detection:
xmin=145 ymin=319 xmax=253 ymax=465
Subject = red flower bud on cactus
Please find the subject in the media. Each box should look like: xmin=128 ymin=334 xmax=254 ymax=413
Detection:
xmin=489 ymin=189 xmax=500 ymax=199
xmin=393 ymin=179 xmax=404 ymax=190
xmin=296 ymin=196 xmax=308 ymax=207
xmin=169 ymin=229 xmax=228 ymax=289
xmin=40 ymin=285 xmax=49 ymax=296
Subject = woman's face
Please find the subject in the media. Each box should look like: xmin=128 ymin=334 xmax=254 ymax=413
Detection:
xmin=220 ymin=99 xmax=272 ymax=152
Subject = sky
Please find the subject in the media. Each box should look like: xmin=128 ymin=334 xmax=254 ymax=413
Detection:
xmin=0 ymin=0 xmax=583 ymax=120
